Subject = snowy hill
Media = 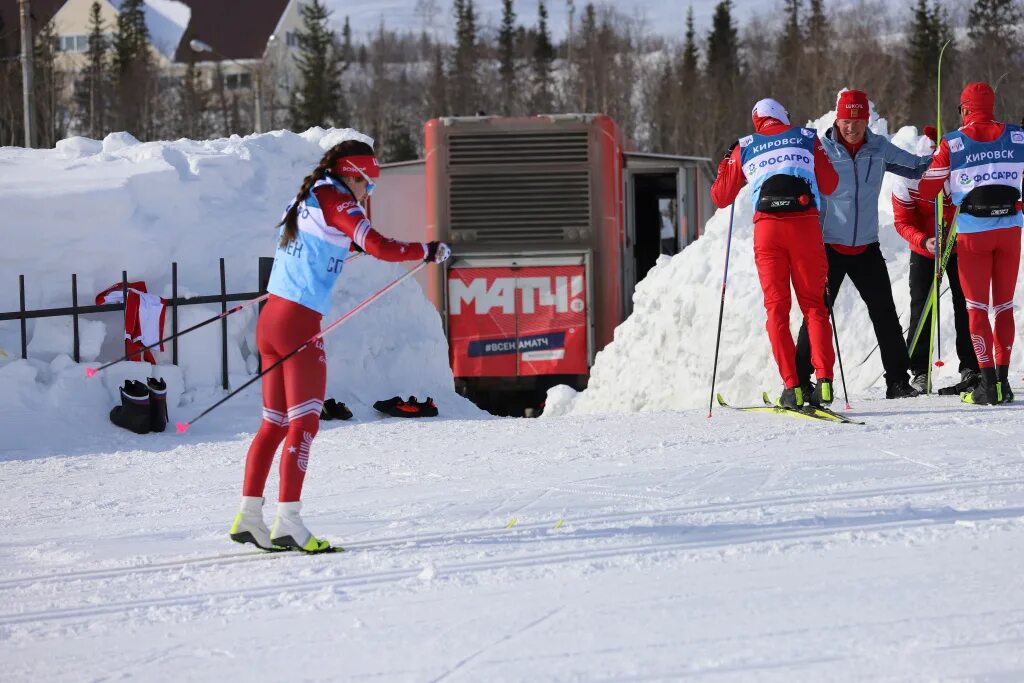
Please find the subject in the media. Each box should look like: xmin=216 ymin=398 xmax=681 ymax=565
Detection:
xmin=0 ymin=128 xmax=481 ymax=458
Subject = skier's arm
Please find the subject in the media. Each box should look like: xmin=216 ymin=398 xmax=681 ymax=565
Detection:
xmin=917 ymin=139 xmax=951 ymax=201
xmin=891 ymin=181 xmax=929 ymax=252
xmin=882 ymin=140 xmax=933 ymax=179
xmin=314 ymin=185 xmax=428 ymax=262
xmin=813 ymin=139 xmax=839 ymax=196
xmin=710 ymin=144 xmax=745 ymax=208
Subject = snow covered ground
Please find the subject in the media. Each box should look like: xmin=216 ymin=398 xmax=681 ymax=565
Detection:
xmin=3 ymin=395 xmax=1024 ymax=681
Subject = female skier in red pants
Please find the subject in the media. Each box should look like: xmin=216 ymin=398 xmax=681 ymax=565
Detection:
xmin=230 ymin=137 xmax=450 ymax=552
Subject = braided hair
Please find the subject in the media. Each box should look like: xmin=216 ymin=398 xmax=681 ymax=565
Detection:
xmin=278 ymin=139 xmax=375 ymax=248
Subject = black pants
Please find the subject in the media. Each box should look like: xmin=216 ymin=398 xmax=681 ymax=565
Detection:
xmin=796 ymin=243 xmax=909 ymax=386
xmin=906 ymin=252 xmax=977 ymax=374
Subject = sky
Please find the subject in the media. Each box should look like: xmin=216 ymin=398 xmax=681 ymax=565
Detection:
xmin=322 ymin=0 xmax=767 ymax=40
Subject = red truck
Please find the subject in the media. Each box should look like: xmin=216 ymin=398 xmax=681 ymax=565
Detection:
xmin=372 ymin=114 xmax=713 ymax=415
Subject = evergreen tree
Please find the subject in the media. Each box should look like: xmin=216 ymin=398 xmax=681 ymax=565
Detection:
xmin=531 ymin=0 xmax=555 ymax=112
xmin=704 ymin=0 xmax=744 ymax=158
xmin=682 ymin=6 xmax=699 ymax=76
xmin=82 ymin=2 xmax=108 ymax=138
xmin=804 ymin=0 xmax=831 ymax=113
xmin=178 ymin=57 xmax=210 ymax=139
xmin=498 ymin=0 xmax=517 ymax=115
xmin=290 ymin=0 xmax=347 ymax=130
xmin=906 ymin=0 xmax=954 ymax=125
xmin=427 ymin=44 xmax=448 ymax=117
xmin=34 ymin=20 xmax=63 ymax=147
xmin=706 ymin=0 xmax=740 ymax=85
xmin=967 ymin=0 xmax=1022 ymax=86
xmin=449 ymin=0 xmax=479 ymax=114
xmin=110 ymin=0 xmax=152 ymax=137
xmin=342 ymin=16 xmax=354 ymax=64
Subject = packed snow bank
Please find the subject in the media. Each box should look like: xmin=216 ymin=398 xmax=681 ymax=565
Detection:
xmin=0 ymin=128 xmax=481 ymax=457
xmin=547 ymin=102 xmax=1023 ymax=417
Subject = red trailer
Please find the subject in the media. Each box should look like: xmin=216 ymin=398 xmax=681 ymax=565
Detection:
xmin=371 ymin=114 xmax=713 ymax=414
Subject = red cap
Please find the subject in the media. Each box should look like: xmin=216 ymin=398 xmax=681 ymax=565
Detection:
xmin=331 ymin=154 xmax=380 ymax=179
xmin=836 ymin=89 xmax=869 ymax=120
xmin=922 ymin=126 xmax=937 ymax=143
xmin=960 ymin=82 xmax=995 ymax=116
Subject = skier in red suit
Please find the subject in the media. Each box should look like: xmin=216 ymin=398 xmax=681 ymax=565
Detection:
xmin=918 ymin=82 xmax=1024 ymax=404
xmin=711 ymin=98 xmax=839 ymax=408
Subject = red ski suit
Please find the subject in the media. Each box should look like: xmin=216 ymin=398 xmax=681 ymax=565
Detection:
xmin=711 ymin=117 xmax=839 ymax=388
xmin=243 ymin=183 xmax=427 ymax=502
xmin=918 ymin=112 xmax=1022 ymax=369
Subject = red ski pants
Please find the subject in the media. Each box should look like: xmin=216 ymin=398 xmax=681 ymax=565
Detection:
xmin=242 ymin=295 xmax=326 ymax=502
xmin=753 ymin=218 xmax=835 ymax=388
xmin=956 ymin=227 xmax=1021 ymax=368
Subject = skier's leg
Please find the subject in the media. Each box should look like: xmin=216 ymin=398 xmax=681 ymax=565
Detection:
xmin=795 ymin=245 xmax=845 ymax=388
xmin=847 ymin=244 xmax=912 ymax=388
xmin=906 ymin=252 xmax=934 ymax=375
xmin=958 ymin=233 xmax=996 ymax=369
xmin=241 ymin=307 xmax=288 ymax=499
xmin=991 ymin=227 xmax=1021 ymax=368
xmin=754 ymin=221 xmax=797 ymax=388
xmin=946 ymin=255 xmax=979 ymax=374
xmin=790 ymin=228 xmax=834 ymax=382
xmin=279 ymin=336 xmax=326 ymax=504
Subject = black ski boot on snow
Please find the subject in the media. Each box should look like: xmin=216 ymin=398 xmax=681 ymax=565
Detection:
xmin=997 ymin=365 xmax=1014 ymax=403
xmin=110 ymin=380 xmax=152 ymax=434
xmin=910 ymin=372 xmax=929 ymax=394
xmin=810 ymin=378 xmax=834 ymax=407
xmin=779 ymin=386 xmax=804 ymax=410
xmin=147 ymin=377 xmax=168 ymax=432
xmin=886 ymin=377 xmax=920 ymax=399
xmin=938 ymin=368 xmax=979 ymax=396
xmin=962 ymin=367 xmax=1000 ymax=405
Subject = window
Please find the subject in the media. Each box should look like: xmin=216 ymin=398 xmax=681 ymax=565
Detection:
xmin=286 ymin=31 xmax=299 ymax=48
xmin=225 ymin=72 xmax=252 ymax=90
xmin=59 ymin=34 xmax=89 ymax=52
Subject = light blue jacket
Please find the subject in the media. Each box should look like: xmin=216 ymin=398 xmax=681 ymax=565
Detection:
xmin=819 ymin=127 xmax=932 ymax=246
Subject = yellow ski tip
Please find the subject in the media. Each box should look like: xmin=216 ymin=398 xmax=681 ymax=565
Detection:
xmin=505 ymin=517 xmax=518 ymax=529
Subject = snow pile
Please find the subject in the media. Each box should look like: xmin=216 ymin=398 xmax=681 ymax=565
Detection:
xmin=547 ymin=101 xmax=1022 ymax=417
xmin=0 ymin=128 xmax=480 ymax=456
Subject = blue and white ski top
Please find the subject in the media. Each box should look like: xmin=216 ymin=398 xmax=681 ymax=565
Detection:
xmin=946 ymin=124 xmax=1024 ymax=234
xmin=267 ymin=176 xmax=359 ymax=316
xmin=738 ymin=127 xmax=822 ymax=215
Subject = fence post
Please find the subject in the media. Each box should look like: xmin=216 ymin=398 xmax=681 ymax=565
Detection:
xmin=256 ymin=256 xmax=273 ymax=374
xmin=220 ymin=258 xmax=228 ymax=390
xmin=19 ymin=274 xmax=27 ymax=359
xmin=72 ymin=273 xmax=80 ymax=363
xmin=171 ymin=262 xmax=178 ymax=366
xmin=121 ymin=271 xmax=129 ymax=360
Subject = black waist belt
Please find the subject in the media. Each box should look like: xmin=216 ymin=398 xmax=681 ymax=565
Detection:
xmin=757 ymin=175 xmax=816 ymax=213
xmin=961 ymin=184 xmax=1021 ymax=218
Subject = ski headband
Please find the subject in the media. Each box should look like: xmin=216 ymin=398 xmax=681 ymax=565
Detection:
xmin=836 ymin=89 xmax=869 ymax=120
xmin=331 ymin=155 xmax=380 ymax=179
xmin=751 ymin=98 xmax=790 ymax=126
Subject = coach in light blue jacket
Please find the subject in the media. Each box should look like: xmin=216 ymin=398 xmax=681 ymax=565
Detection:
xmin=795 ymin=89 xmax=933 ymax=401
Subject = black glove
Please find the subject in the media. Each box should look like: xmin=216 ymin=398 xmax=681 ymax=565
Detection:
xmin=723 ymin=140 xmax=739 ymax=161
xmin=349 ymin=241 xmax=364 ymax=253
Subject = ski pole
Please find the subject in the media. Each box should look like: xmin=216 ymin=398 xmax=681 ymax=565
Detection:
xmin=85 ymin=252 xmax=365 ymax=378
xmin=177 ymin=260 xmax=427 ymax=433
xmin=708 ymin=202 xmax=736 ymax=418
xmin=825 ymin=285 xmax=851 ymax=411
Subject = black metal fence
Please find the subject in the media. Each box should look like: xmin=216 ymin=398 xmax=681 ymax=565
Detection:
xmin=0 ymin=257 xmax=274 ymax=390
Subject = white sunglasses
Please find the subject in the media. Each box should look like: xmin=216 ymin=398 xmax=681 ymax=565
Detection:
xmin=345 ymin=161 xmax=376 ymax=197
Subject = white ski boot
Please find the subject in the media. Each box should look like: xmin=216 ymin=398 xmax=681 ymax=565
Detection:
xmin=270 ymin=501 xmax=336 ymax=554
xmin=229 ymin=496 xmax=282 ymax=551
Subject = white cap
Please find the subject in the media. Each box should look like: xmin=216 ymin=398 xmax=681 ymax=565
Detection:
xmin=752 ymin=98 xmax=790 ymax=125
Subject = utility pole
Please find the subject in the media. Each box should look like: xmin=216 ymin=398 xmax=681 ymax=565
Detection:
xmin=566 ymin=0 xmax=575 ymax=68
xmin=19 ymin=0 xmax=35 ymax=148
